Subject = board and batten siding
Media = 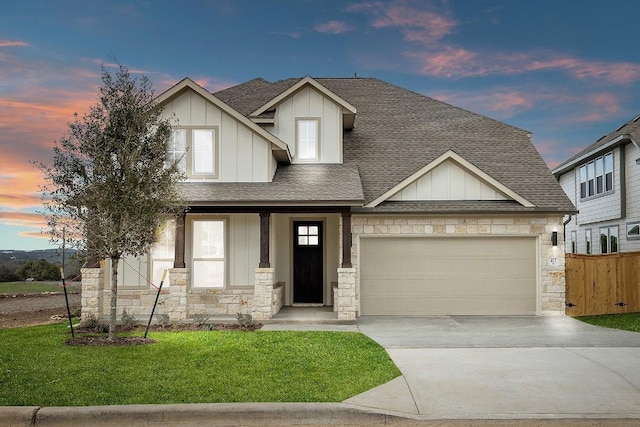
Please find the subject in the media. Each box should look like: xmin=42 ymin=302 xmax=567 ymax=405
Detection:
xmin=228 ymin=214 xmax=261 ymax=286
xmin=272 ymin=86 xmax=342 ymax=163
xmin=162 ymin=90 xmax=274 ymax=182
xmin=389 ymin=160 xmax=508 ymax=201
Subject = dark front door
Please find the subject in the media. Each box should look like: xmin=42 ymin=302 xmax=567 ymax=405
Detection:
xmin=293 ymin=221 xmax=323 ymax=304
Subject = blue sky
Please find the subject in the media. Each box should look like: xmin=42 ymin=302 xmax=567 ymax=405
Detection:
xmin=2 ymin=0 xmax=640 ymax=250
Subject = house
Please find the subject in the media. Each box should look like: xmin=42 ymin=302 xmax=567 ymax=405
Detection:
xmin=552 ymin=115 xmax=640 ymax=255
xmin=80 ymin=76 xmax=575 ymax=322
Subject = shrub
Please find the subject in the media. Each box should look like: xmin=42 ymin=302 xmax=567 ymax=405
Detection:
xmin=236 ymin=313 xmax=253 ymax=328
xmin=121 ymin=309 xmax=138 ymax=329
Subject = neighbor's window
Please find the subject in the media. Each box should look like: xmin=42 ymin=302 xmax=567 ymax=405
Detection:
xmin=192 ymin=220 xmax=225 ymax=288
xmin=626 ymin=222 xmax=640 ymax=240
xmin=585 ymin=229 xmax=591 ymax=254
xmin=296 ymin=119 xmax=319 ymax=161
xmin=151 ymin=219 xmax=175 ymax=287
xmin=570 ymin=231 xmax=577 ymax=254
xmin=167 ymin=127 xmax=218 ymax=178
xmin=579 ymin=152 xmax=613 ymax=200
xmin=600 ymin=226 xmax=618 ymax=254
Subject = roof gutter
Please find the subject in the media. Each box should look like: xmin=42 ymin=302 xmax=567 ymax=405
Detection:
xmin=552 ymin=134 xmax=630 ymax=177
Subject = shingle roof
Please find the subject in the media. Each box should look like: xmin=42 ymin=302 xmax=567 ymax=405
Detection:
xmin=553 ymin=114 xmax=640 ymax=175
xmin=210 ymin=77 xmax=575 ymax=213
xmin=177 ymin=164 xmax=363 ymax=205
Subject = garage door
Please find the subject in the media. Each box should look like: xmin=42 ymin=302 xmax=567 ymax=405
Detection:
xmin=360 ymin=237 xmax=537 ymax=315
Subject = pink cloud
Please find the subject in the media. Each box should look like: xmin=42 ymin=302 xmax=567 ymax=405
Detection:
xmin=0 ymin=40 xmax=29 ymax=48
xmin=314 ymin=21 xmax=352 ymax=34
xmin=405 ymin=47 xmax=640 ymax=84
xmin=348 ymin=0 xmax=457 ymax=45
xmin=432 ymin=88 xmax=537 ymax=119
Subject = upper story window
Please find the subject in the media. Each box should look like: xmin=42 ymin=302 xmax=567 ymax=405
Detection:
xmin=167 ymin=127 xmax=218 ymax=178
xmin=579 ymin=152 xmax=613 ymax=200
xmin=296 ymin=119 xmax=319 ymax=161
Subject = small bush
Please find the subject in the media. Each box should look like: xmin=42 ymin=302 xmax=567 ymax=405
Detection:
xmin=121 ymin=309 xmax=138 ymax=330
xmin=156 ymin=313 xmax=170 ymax=328
xmin=236 ymin=313 xmax=253 ymax=328
xmin=193 ymin=313 xmax=209 ymax=327
xmin=82 ymin=313 xmax=98 ymax=329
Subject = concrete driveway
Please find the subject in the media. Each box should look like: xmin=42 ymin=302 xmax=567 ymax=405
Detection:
xmin=345 ymin=316 xmax=640 ymax=420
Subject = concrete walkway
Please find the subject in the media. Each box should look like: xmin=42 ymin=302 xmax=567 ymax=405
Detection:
xmin=342 ymin=316 xmax=640 ymax=420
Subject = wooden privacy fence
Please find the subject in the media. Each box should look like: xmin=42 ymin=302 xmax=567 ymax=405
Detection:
xmin=565 ymin=252 xmax=640 ymax=316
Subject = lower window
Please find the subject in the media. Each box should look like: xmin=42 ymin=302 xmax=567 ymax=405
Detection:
xmin=192 ymin=219 xmax=225 ymax=288
xmin=151 ymin=219 xmax=176 ymax=287
xmin=600 ymin=226 xmax=618 ymax=254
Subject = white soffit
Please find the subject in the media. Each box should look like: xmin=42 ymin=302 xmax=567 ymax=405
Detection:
xmin=366 ymin=150 xmax=535 ymax=208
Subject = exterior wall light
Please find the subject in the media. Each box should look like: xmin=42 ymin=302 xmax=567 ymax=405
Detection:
xmin=551 ymin=231 xmax=558 ymax=247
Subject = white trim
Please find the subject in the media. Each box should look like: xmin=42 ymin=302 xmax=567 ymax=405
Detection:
xmin=250 ymin=76 xmax=357 ymax=117
xmin=366 ymin=150 xmax=535 ymax=208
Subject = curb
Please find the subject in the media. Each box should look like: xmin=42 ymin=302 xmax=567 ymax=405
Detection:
xmin=2 ymin=403 xmax=400 ymax=426
xmin=3 ymin=404 xmax=640 ymax=427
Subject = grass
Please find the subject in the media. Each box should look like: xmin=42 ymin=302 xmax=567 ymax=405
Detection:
xmin=0 ymin=323 xmax=400 ymax=406
xmin=0 ymin=281 xmax=81 ymax=294
xmin=576 ymin=312 xmax=640 ymax=333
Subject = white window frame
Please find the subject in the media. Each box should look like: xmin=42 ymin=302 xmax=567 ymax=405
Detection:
xmin=585 ymin=229 xmax=591 ymax=254
xmin=599 ymin=226 xmax=619 ymax=254
xmin=570 ymin=230 xmax=577 ymax=254
xmin=579 ymin=152 xmax=613 ymax=200
xmin=191 ymin=219 xmax=226 ymax=289
xmin=295 ymin=118 xmax=320 ymax=161
xmin=168 ymin=127 xmax=219 ymax=178
xmin=151 ymin=219 xmax=175 ymax=288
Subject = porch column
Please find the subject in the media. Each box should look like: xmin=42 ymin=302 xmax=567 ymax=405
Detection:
xmin=341 ymin=211 xmax=352 ymax=268
xmin=259 ymin=212 xmax=270 ymax=268
xmin=173 ymin=212 xmax=186 ymax=268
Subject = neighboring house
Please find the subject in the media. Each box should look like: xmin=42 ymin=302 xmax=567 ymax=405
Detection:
xmin=553 ymin=115 xmax=640 ymax=255
xmin=81 ymin=76 xmax=575 ymax=322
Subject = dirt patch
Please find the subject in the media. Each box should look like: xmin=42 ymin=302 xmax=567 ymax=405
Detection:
xmin=0 ymin=293 xmax=81 ymax=329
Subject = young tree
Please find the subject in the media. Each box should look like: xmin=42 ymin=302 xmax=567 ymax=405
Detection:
xmin=38 ymin=61 xmax=186 ymax=340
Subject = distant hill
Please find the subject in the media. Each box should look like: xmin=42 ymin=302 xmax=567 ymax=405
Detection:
xmin=0 ymin=249 xmax=79 ymax=269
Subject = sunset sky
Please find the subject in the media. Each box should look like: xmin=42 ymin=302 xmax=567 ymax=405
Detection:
xmin=2 ymin=0 xmax=640 ymax=250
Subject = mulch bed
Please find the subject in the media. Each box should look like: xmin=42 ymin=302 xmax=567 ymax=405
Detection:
xmin=63 ymin=322 xmax=263 ymax=346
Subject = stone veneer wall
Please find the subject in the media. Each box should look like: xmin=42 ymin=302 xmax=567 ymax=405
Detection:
xmin=351 ymin=215 xmax=566 ymax=316
xmin=85 ymin=267 xmax=254 ymax=323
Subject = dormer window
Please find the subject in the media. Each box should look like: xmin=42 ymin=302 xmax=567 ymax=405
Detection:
xmin=296 ymin=119 xmax=319 ymax=161
xmin=167 ymin=127 xmax=218 ymax=178
xmin=579 ymin=152 xmax=613 ymax=200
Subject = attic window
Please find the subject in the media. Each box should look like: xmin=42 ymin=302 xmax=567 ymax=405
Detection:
xmin=296 ymin=119 xmax=319 ymax=161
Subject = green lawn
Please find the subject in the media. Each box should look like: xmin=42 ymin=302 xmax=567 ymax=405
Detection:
xmin=576 ymin=312 xmax=640 ymax=333
xmin=0 ymin=281 xmax=81 ymax=294
xmin=0 ymin=323 xmax=400 ymax=406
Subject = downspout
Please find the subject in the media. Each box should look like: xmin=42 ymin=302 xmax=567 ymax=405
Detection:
xmin=563 ymin=215 xmax=573 ymax=253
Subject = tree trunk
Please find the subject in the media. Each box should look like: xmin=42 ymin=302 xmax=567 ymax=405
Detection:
xmin=108 ymin=256 xmax=119 ymax=341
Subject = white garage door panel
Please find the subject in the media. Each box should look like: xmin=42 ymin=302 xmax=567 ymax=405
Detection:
xmin=360 ymin=237 xmax=537 ymax=315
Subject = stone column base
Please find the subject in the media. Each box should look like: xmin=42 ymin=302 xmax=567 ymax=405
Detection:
xmin=252 ymin=268 xmax=274 ymax=320
xmin=337 ymin=268 xmax=356 ymax=320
